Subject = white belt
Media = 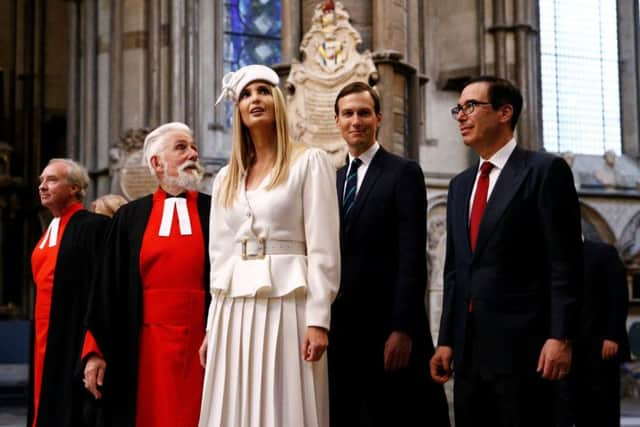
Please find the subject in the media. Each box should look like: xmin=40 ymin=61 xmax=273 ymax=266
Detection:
xmin=234 ymin=239 xmax=307 ymax=260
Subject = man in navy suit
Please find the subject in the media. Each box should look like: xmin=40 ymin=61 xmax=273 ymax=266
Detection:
xmin=429 ymin=76 xmax=583 ymax=427
xmin=571 ymin=239 xmax=629 ymax=426
xmin=329 ymin=82 xmax=449 ymax=427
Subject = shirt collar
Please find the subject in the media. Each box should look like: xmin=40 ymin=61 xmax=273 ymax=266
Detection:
xmin=480 ymin=138 xmax=516 ymax=171
xmin=348 ymin=141 xmax=380 ymax=167
xmin=153 ymin=187 xmax=190 ymax=202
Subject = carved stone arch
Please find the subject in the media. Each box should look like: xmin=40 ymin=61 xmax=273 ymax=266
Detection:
xmin=580 ymin=202 xmax=616 ymax=245
xmin=619 ymin=210 xmax=640 ymax=262
xmin=618 ymin=210 xmax=640 ymax=303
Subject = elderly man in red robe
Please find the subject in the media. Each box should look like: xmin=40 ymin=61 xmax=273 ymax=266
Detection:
xmin=30 ymin=158 xmax=108 ymax=427
xmin=84 ymin=122 xmax=211 ymax=427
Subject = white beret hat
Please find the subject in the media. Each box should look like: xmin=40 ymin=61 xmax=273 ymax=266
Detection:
xmin=215 ymin=64 xmax=280 ymax=105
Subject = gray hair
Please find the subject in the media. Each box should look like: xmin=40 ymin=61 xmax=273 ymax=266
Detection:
xmin=47 ymin=158 xmax=90 ymax=201
xmin=142 ymin=122 xmax=193 ymax=176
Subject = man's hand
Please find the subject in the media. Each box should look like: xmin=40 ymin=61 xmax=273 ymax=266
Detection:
xmin=601 ymin=339 xmax=619 ymax=360
xmin=199 ymin=333 xmax=208 ymax=368
xmin=84 ymin=355 xmax=106 ymax=399
xmin=536 ymin=338 xmax=572 ymax=380
xmin=302 ymin=326 xmax=328 ymax=362
xmin=430 ymin=346 xmax=453 ymax=384
xmin=384 ymin=331 xmax=412 ymax=372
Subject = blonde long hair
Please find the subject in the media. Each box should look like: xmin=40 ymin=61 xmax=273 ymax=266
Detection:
xmin=219 ymin=84 xmax=304 ymax=207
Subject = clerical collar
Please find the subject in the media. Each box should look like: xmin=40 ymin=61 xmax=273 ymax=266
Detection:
xmin=163 ymin=190 xmax=187 ymax=198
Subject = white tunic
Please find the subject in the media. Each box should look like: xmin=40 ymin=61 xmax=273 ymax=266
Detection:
xmin=199 ymin=147 xmax=340 ymax=427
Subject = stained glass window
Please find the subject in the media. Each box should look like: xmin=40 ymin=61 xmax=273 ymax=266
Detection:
xmin=223 ymin=0 xmax=282 ymax=128
xmin=539 ymin=0 xmax=621 ymax=155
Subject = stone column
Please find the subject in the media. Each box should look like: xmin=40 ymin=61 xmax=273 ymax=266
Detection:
xmin=66 ymin=1 xmax=80 ymax=159
xmin=282 ymin=0 xmax=302 ymax=63
xmin=147 ymin=0 xmax=162 ymax=127
xmin=197 ymin=0 xmax=219 ymax=160
xmin=513 ymin=0 xmax=541 ymax=150
xmin=69 ymin=0 xmax=204 ymax=194
xmin=618 ymin=0 xmax=640 ymax=160
xmin=169 ymin=0 xmax=185 ymax=122
xmin=109 ymin=0 xmax=123 ymax=149
xmin=96 ymin=1 xmax=112 ymax=195
xmin=371 ymin=0 xmax=421 ymax=159
xmin=81 ymin=0 xmax=97 ymax=178
xmin=121 ymin=0 xmax=148 ymax=131
xmin=489 ymin=0 xmax=509 ymax=79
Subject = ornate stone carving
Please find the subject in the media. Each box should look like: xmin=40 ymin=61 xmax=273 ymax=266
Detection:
xmin=620 ymin=210 xmax=640 ymax=261
xmin=286 ymin=1 xmax=378 ymax=167
xmin=566 ymin=151 xmax=640 ymax=192
xmin=118 ymin=127 xmax=149 ymax=152
xmin=584 ymin=198 xmax=639 ymax=239
xmin=426 ymin=196 xmax=448 ymax=345
xmin=113 ymin=128 xmax=158 ymax=200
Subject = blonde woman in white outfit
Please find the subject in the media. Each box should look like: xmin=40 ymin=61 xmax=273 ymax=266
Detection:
xmin=198 ymin=64 xmax=340 ymax=427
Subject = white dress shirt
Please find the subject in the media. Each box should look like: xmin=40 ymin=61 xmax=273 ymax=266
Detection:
xmin=343 ymin=141 xmax=380 ymax=197
xmin=468 ymin=138 xmax=517 ymax=221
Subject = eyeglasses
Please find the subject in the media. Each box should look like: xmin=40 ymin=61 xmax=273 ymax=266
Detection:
xmin=450 ymin=101 xmax=492 ymax=120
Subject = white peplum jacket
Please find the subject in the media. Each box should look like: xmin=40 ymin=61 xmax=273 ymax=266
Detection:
xmin=207 ymin=146 xmax=341 ymax=330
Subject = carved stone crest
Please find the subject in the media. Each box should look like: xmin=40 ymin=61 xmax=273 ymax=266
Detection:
xmin=286 ymin=1 xmax=378 ymax=167
xmin=115 ymin=128 xmax=159 ymax=200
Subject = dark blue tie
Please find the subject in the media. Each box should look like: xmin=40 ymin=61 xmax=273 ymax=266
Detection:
xmin=343 ymin=158 xmax=362 ymax=222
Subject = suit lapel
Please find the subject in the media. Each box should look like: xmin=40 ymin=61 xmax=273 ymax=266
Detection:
xmin=472 ymin=147 xmax=530 ymax=259
xmin=455 ymin=167 xmax=477 ymax=261
xmin=337 ymin=165 xmax=348 ymax=248
xmin=344 ymin=147 xmax=385 ymax=233
xmin=337 ymin=165 xmax=347 ymax=220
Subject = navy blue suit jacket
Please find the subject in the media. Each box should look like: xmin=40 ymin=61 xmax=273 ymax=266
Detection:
xmin=332 ymin=146 xmax=433 ymax=353
xmin=438 ymin=147 xmax=583 ymax=375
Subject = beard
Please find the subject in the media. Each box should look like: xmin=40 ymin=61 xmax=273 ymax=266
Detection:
xmin=162 ymin=160 xmax=204 ymax=191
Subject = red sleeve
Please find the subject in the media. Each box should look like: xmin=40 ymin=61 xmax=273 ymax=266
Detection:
xmin=81 ymin=330 xmax=103 ymax=359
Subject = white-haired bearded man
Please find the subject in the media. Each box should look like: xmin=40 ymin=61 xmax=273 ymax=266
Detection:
xmin=30 ymin=159 xmax=109 ymax=427
xmin=84 ymin=122 xmax=211 ymax=427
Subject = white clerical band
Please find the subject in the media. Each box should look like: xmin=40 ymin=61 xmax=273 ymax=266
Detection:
xmin=39 ymin=217 xmax=61 ymax=249
xmin=158 ymin=197 xmax=192 ymax=237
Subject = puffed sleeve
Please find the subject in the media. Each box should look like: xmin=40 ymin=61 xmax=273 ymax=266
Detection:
xmin=302 ymin=149 xmax=341 ymax=329
xmin=206 ymin=167 xmax=236 ymax=331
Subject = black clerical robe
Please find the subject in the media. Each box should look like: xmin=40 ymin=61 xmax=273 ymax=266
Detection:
xmin=87 ymin=191 xmax=211 ymax=427
xmin=28 ymin=208 xmax=109 ymax=427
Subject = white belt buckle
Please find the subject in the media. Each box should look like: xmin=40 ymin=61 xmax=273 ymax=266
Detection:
xmin=241 ymin=238 xmax=266 ymax=260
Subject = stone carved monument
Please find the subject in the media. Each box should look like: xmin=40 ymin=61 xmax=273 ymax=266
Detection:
xmin=286 ymin=0 xmax=378 ymax=166
xmin=426 ymin=197 xmax=447 ymax=345
xmin=114 ymin=128 xmax=157 ymax=200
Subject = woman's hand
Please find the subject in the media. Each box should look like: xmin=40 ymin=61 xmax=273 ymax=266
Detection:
xmin=301 ymin=326 xmax=329 ymax=362
xmin=199 ymin=333 xmax=208 ymax=368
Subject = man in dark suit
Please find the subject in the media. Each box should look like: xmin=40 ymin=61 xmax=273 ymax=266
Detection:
xmin=429 ymin=76 xmax=583 ymax=427
xmin=569 ymin=239 xmax=629 ymax=426
xmin=329 ymin=81 xmax=450 ymax=427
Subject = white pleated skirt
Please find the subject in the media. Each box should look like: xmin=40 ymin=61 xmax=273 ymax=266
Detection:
xmin=199 ymin=289 xmax=329 ymax=427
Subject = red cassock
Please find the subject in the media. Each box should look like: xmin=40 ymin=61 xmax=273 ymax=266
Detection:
xmin=135 ymin=190 xmax=206 ymax=427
